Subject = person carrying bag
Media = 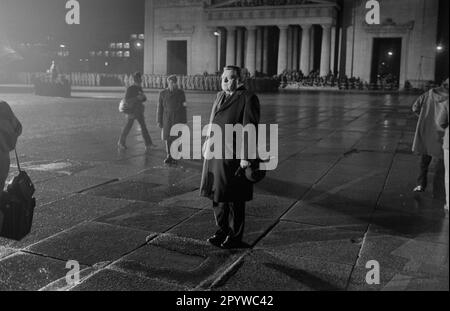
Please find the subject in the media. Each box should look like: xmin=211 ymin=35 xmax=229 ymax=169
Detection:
xmin=0 ymin=100 xmax=35 ymax=240
xmin=117 ymin=72 xmax=156 ymax=152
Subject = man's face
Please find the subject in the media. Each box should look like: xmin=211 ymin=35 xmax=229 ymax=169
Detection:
xmin=221 ymin=69 xmax=239 ymax=93
xmin=168 ymin=79 xmax=176 ymax=90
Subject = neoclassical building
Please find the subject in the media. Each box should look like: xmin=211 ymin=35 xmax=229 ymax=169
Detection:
xmin=144 ymin=0 xmax=442 ymax=87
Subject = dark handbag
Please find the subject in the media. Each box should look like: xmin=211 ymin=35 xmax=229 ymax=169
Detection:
xmin=0 ymin=150 xmax=36 ymax=241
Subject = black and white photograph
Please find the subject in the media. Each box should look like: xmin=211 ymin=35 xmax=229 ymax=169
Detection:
xmin=0 ymin=0 xmax=448 ymax=300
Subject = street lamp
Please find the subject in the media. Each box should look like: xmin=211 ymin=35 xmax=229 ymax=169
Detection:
xmin=437 ymin=44 xmax=444 ymax=52
xmin=387 ymin=51 xmax=394 ymax=56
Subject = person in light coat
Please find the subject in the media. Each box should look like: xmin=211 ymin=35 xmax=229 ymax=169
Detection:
xmin=437 ymin=94 xmax=449 ymax=211
xmin=412 ymin=79 xmax=449 ymax=193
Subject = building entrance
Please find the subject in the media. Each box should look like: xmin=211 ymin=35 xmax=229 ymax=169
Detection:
xmin=167 ymin=40 xmax=187 ymax=75
xmin=370 ymin=38 xmax=402 ymax=85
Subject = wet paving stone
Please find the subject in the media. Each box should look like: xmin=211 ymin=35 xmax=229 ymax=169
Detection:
xmin=214 ymin=250 xmax=352 ymax=291
xmin=111 ymin=234 xmax=244 ymax=289
xmin=0 ymin=247 xmax=17 ymax=260
xmin=355 ymin=233 xmax=449 ymax=279
xmin=245 ymin=195 xmax=297 ymax=219
xmin=128 ymin=167 xmax=201 ymax=186
xmin=27 ymin=222 xmax=153 ymax=266
xmin=368 ymin=209 xmax=449 ymax=244
xmin=7 ymin=169 xmax=65 ymax=184
xmin=86 ymin=180 xmax=198 ymax=203
xmin=168 ymin=210 xmax=277 ymax=247
xmin=348 ymin=266 xmax=449 ymax=291
xmin=36 ymin=175 xmax=116 ymax=194
xmin=0 ymin=252 xmax=82 ymax=291
xmin=282 ymin=200 xmax=373 ymax=231
xmin=95 ymin=202 xmax=198 ymax=233
xmin=256 ymin=221 xmax=363 ymax=265
xmin=75 ymin=163 xmax=147 ymax=180
xmin=71 ymin=268 xmax=187 ymax=291
xmin=0 ymin=194 xmax=131 ymax=249
xmin=159 ymin=191 xmax=210 ymax=210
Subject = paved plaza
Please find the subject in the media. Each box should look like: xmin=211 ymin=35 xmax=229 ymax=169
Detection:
xmin=0 ymin=90 xmax=448 ymax=291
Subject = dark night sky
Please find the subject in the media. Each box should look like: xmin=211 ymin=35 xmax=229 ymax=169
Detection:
xmin=0 ymin=0 xmax=145 ymax=44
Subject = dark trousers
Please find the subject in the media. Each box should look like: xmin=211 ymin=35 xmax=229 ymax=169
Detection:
xmin=418 ymin=154 xmax=445 ymax=194
xmin=165 ymin=137 xmax=175 ymax=158
xmin=213 ymin=201 xmax=245 ymax=241
xmin=119 ymin=113 xmax=153 ymax=146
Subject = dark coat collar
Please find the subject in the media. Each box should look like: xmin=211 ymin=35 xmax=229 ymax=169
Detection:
xmin=214 ymin=85 xmax=247 ymax=116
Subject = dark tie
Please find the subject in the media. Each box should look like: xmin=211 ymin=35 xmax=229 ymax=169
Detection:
xmin=217 ymin=93 xmax=229 ymax=111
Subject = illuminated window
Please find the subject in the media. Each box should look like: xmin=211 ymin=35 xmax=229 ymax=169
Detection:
xmin=97 ymin=51 xmax=103 ymax=56
xmin=131 ymin=34 xmax=138 ymax=39
xmin=117 ymin=51 xmax=123 ymax=57
xmin=124 ymin=42 xmax=130 ymax=49
xmin=110 ymin=43 xmax=116 ymax=49
xmin=138 ymin=34 xmax=144 ymax=40
xmin=89 ymin=51 xmax=95 ymax=57
xmin=124 ymin=51 xmax=130 ymax=57
xmin=117 ymin=43 xmax=123 ymax=49
xmin=104 ymin=51 xmax=109 ymax=57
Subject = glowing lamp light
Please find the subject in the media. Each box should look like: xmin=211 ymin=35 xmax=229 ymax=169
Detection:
xmin=387 ymin=51 xmax=394 ymax=56
xmin=134 ymin=40 xmax=143 ymax=50
xmin=437 ymin=44 xmax=444 ymax=52
xmin=214 ymin=31 xmax=220 ymax=36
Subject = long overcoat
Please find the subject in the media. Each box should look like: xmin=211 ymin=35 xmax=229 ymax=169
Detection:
xmin=157 ymin=88 xmax=187 ymax=140
xmin=200 ymin=86 xmax=261 ymax=203
xmin=412 ymin=87 xmax=448 ymax=158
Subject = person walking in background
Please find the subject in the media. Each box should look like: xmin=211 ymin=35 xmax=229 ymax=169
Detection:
xmin=412 ymin=78 xmax=449 ymax=194
xmin=157 ymin=75 xmax=187 ymax=165
xmin=118 ymin=72 xmax=156 ymax=152
xmin=200 ymin=66 xmax=261 ymax=249
xmin=0 ymin=100 xmax=22 ymax=192
xmin=437 ymin=96 xmax=449 ymax=211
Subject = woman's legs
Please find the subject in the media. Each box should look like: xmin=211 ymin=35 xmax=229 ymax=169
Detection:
xmin=135 ymin=113 xmax=153 ymax=147
xmin=118 ymin=116 xmax=135 ymax=148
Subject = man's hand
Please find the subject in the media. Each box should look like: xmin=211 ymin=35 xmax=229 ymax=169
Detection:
xmin=240 ymin=160 xmax=250 ymax=169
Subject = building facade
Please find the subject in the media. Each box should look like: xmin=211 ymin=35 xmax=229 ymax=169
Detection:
xmin=144 ymin=0 xmax=441 ymax=87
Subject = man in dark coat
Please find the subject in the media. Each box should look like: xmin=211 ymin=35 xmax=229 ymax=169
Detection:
xmin=157 ymin=75 xmax=187 ymax=165
xmin=200 ymin=66 xmax=261 ymax=249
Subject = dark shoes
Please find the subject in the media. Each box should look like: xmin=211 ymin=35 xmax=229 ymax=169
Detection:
xmin=164 ymin=156 xmax=177 ymax=165
xmin=207 ymin=234 xmax=226 ymax=247
xmin=220 ymin=236 xmax=242 ymax=249
xmin=207 ymin=234 xmax=242 ymax=249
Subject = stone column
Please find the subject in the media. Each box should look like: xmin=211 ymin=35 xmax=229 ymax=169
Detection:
xmin=206 ymin=27 xmax=218 ymax=74
xmin=300 ymin=24 xmax=311 ymax=75
xmin=310 ymin=26 xmax=315 ymax=72
xmin=263 ymin=27 xmax=269 ymax=74
xmin=292 ymin=26 xmax=299 ymax=71
xmin=287 ymin=27 xmax=293 ymax=70
xmin=256 ymin=27 xmax=263 ymax=73
xmin=226 ymin=27 xmax=236 ymax=66
xmin=245 ymin=26 xmax=257 ymax=77
xmin=277 ymin=25 xmax=289 ymax=75
xmin=330 ymin=26 xmax=336 ymax=74
xmin=217 ymin=29 xmax=222 ymax=72
xmin=236 ymin=28 xmax=244 ymax=67
xmin=320 ymin=24 xmax=332 ymax=77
